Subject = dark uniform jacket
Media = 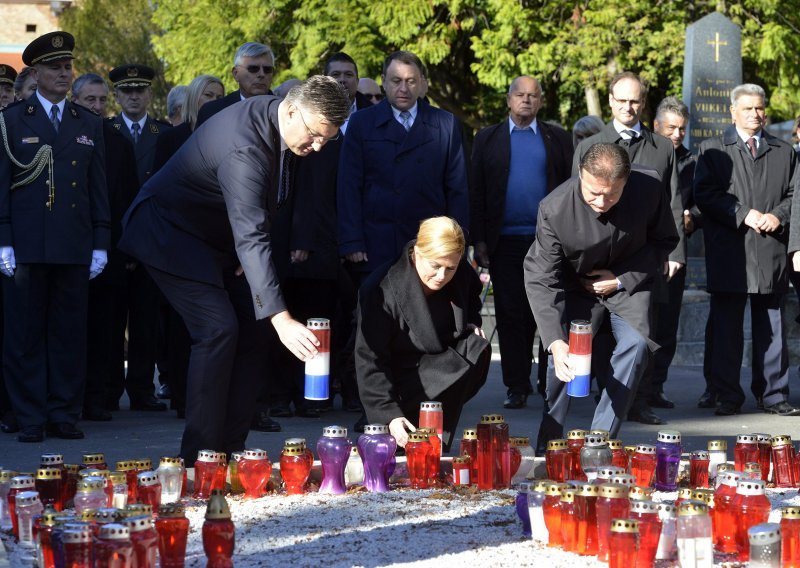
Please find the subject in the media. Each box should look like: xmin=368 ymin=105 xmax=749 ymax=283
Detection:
xmin=355 ymin=241 xmax=488 ymax=425
xmin=470 ymin=119 xmax=574 ymax=254
xmin=695 ymin=125 xmax=796 ymax=294
xmin=119 ymin=96 xmax=288 ymax=319
xmin=152 ymin=122 xmax=191 ymax=174
xmin=0 ymin=96 xmax=110 ymax=263
xmin=524 ymin=171 xmax=679 ymax=352
xmin=573 ymin=122 xmax=685 ymax=264
xmin=110 ymin=114 xmax=169 ymax=186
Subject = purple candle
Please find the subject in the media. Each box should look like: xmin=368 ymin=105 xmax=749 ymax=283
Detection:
xmin=357 ymin=424 xmax=397 ymax=493
xmin=316 ymin=426 xmax=351 ymax=495
xmin=654 ymin=430 xmax=681 ymax=491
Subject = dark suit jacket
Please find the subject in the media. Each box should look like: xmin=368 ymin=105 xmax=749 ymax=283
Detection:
xmin=118 ymin=96 xmax=287 ymax=319
xmin=524 ymin=171 xmax=679 ymax=351
xmin=110 ymin=114 xmax=170 ymax=186
xmin=196 ymin=90 xmax=242 ymax=128
xmin=152 ymin=122 xmax=191 ymax=174
xmin=573 ymin=122 xmax=685 ymax=264
xmin=469 ymin=119 xmax=574 ymax=254
xmin=0 ymin=96 xmax=110 ymax=263
xmin=355 ymin=242 xmax=488 ymax=425
xmin=337 ymin=98 xmax=469 ymax=272
xmin=696 ymin=125 xmax=795 ymax=294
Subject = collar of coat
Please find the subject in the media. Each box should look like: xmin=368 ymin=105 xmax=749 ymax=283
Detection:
xmin=603 ymin=120 xmax=657 ymax=147
xmin=722 ymin=123 xmax=780 ymax=148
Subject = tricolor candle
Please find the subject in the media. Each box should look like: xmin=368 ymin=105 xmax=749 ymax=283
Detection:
xmin=304 ymin=318 xmax=331 ymax=400
xmin=567 ymin=320 xmax=591 ymax=397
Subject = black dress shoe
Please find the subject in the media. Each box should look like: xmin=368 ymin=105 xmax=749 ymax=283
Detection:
xmin=714 ymin=402 xmax=740 ymax=416
xmin=648 ymin=392 xmax=675 ymax=409
xmin=250 ymin=412 xmax=281 ymax=432
xmin=503 ymin=393 xmax=527 ymax=409
xmin=82 ymin=408 xmax=112 ymax=421
xmin=627 ymin=407 xmax=664 ymax=425
xmin=697 ymin=390 xmax=718 ymax=409
xmin=156 ymin=384 xmax=172 ymax=400
xmin=764 ymin=401 xmax=800 ymax=416
xmin=18 ymin=425 xmax=44 ymax=443
xmin=0 ymin=412 xmax=19 ymax=434
xmin=269 ymin=404 xmax=293 ymax=418
xmin=129 ymin=397 xmax=168 ymax=411
xmin=294 ymin=405 xmax=321 ymax=419
xmin=46 ymin=423 xmax=84 ymax=440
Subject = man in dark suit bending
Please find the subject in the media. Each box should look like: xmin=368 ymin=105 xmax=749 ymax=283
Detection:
xmin=525 ymin=143 xmax=678 ymax=445
xmin=118 ymin=76 xmax=351 ymax=461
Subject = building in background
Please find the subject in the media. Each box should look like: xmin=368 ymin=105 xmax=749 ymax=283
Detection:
xmin=0 ymin=1 xmax=72 ymax=69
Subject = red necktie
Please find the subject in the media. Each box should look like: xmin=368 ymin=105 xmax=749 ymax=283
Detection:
xmin=747 ymin=137 xmax=757 ymax=158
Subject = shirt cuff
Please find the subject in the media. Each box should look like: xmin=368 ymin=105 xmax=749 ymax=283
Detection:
xmin=616 ymin=278 xmax=623 ymax=291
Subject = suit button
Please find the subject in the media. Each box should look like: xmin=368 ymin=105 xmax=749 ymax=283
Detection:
xmin=71 ymin=160 xmax=77 ymax=166
xmin=71 ymin=182 xmax=77 ymax=188
xmin=45 ymin=180 xmax=50 ymax=186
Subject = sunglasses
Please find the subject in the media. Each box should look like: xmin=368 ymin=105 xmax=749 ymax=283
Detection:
xmin=243 ymin=65 xmax=274 ymax=75
xmin=366 ymin=93 xmax=383 ymax=101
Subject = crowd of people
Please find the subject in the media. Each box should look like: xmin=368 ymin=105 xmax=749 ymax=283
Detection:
xmin=0 ymin=29 xmax=798 ymax=458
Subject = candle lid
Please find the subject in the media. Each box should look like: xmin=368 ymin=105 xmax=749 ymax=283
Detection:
xmin=657 ymin=503 xmax=676 ymax=516
xmin=610 ymin=519 xmax=639 ymax=533
xmin=531 ymin=479 xmax=552 ymax=493
xmin=657 ymin=430 xmax=681 ymax=443
xmin=718 ymin=470 xmax=744 ymax=487
xmin=560 ymin=489 xmax=575 ymax=503
xmin=692 ymin=489 xmax=715 ymax=507
xmin=137 ymin=471 xmax=158 ymax=486
xmin=575 ymin=483 xmax=600 ymax=497
xmin=678 ymin=487 xmax=694 ymax=500
xmin=36 ymin=467 xmax=61 ymax=480
xmin=452 ymin=456 xmax=470 ymax=465
xmin=678 ymin=500 xmax=708 ymax=516
xmin=569 ymin=319 xmax=591 ymax=330
xmin=159 ymin=456 xmax=181 ymax=466
xmin=125 ymin=515 xmax=154 ymax=533
xmin=417 ymin=427 xmax=436 ymax=436
xmin=244 ymin=449 xmax=268 ymax=460
xmin=628 ymin=486 xmax=654 ymax=501
xmin=598 ymin=483 xmax=629 ymax=498
xmin=707 ymin=439 xmax=727 ymax=451
xmin=630 ymin=500 xmax=658 ymax=514
xmin=62 ymin=529 xmax=92 ymax=544
xmin=744 ymin=462 xmax=761 ymax=474
xmin=716 ymin=463 xmax=734 ymax=475
xmin=197 ymin=450 xmax=220 ymax=462
xmin=510 ymin=436 xmax=530 ymax=447
xmin=282 ymin=446 xmax=306 ymax=456
xmin=420 ymin=401 xmax=442 ymax=411
xmin=584 ymin=435 xmax=608 ymax=447
xmin=284 ymin=438 xmax=307 ymax=448
xmin=736 ymin=479 xmax=766 ymax=495
xmin=748 ymin=523 xmax=781 ymax=545
xmin=78 ymin=509 xmax=96 ymax=522
xmin=205 ymin=489 xmax=231 ymax=520
xmin=0 ymin=470 xmax=18 ymax=482
xmin=40 ymin=453 xmax=64 ymax=466
xmin=95 ymin=508 xmax=123 ymax=523
xmin=634 ymin=444 xmax=656 ymax=454
xmin=589 ymin=429 xmax=609 ymax=440
xmin=480 ymin=414 xmax=504 ymax=424
xmin=306 ymin=318 xmax=330 ymax=329
xmin=736 ymin=434 xmax=757 ymax=444
xmin=40 ymin=507 xmax=59 ymax=526
xmin=407 ymin=432 xmax=429 ymax=443
xmin=567 ymin=429 xmax=588 ymax=440
xmin=10 ymin=475 xmax=35 ymax=489
xmin=82 ymin=453 xmax=105 ymax=465
xmin=596 ymin=466 xmax=625 ymax=479
xmin=115 ymin=460 xmax=136 ymax=471
xmin=782 ymin=507 xmax=800 ymax=519
xmin=771 ymin=435 xmax=792 ymax=447
xmin=109 ymin=472 xmax=127 ymax=485
xmin=99 ymin=523 xmax=129 ymax=540
xmin=690 ymin=450 xmax=709 ymax=460
xmin=79 ymin=468 xmax=108 ymax=479
xmin=125 ymin=503 xmax=152 ymax=517
xmin=158 ymin=503 xmax=186 ymax=518
xmin=461 ymin=428 xmax=477 ymax=440
xmin=544 ymin=482 xmax=569 ymax=496
xmin=364 ymin=424 xmax=390 ymax=435
xmin=546 ymin=439 xmax=568 ymax=451
xmin=753 ymin=433 xmax=771 ymax=443
xmin=609 ymin=474 xmax=635 ymax=487
xmin=322 ymin=426 xmax=348 ymax=438
xmin=77 ymin=478 xmax=105 ymax=492
xmin=64 ymin=464 xmax=79 ymax=474
xmin=607 ymin=439 xmax=623 ymax=450
xmin=134 ymin=458 xmax=152 ymax=470
xmin=14 ymin=490 xmax=40 ymax=506
xmin=230 ymin=452 xmax=244 ymax=462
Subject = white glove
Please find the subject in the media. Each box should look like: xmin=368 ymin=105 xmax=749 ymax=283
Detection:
xmin=0 ymin=246 xmax=15 ymax=277
xmin=89 ymin=249 xmax=108 ymax=280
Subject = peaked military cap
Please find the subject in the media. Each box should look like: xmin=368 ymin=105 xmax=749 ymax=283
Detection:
xmin=22 ymin=31 xmax=75 ymax=66
xmin=0 ymin=64 xmax=17 ymax=86
xmin=109 ymin=64 xmax=155 ymax=89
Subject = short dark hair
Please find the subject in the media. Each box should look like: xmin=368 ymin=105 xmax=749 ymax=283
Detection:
xmin=609 ymin=71 xmax=648 ymax=100
xmin=655 ymin=96 xmax=689 ymax=122
xmin=285 ymin=75 xmax=351 ymax=126
xmin=72 ymin=73 xmax=107 ymax=97
xmin=579 ymin=143 xmax=631 ymax=181
xmin=382 ymin=51 xmax=426 ymax=77
xmin=324 ymin=52 xmax=358 ymax=77
xmin=13 ymin=67 xmax=34 ymax=92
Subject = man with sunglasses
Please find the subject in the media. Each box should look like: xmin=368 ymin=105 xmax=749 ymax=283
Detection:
xmin=357 ymin=78 xmax=383 ymax=105
xmin=196 ymin=42 xmax=275 ymax=127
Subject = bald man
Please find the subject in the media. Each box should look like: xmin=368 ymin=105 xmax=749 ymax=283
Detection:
xmin=357 ymin=78 xmax=383 ymax=105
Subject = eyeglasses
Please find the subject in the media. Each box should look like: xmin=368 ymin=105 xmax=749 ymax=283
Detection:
xmin=297 ymin=107 xmax=340 ymax=143
xmin=243 ymin=65 xmax=274 ymax=75
xmin=365 ymin=93 xmax=383 ymax=101
xmin=611 ymin=95 xmax=642 ymax=108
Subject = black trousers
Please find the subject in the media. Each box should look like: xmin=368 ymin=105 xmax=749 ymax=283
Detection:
xmin=4 ymin=264 xmax=88 ymax=427
xmin=649 ymin=268 xmax=686 ymax=393
xmin=147 ymin=265 xmax=270 ymax=462
xmin=708 ymin=292 xmax=788 ymax=408
xmin=165 ymin=304 xmax=189 ymax=413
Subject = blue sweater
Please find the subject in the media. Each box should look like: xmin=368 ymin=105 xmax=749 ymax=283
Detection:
xmin=501 ymin=127 xmax=547 ymax=235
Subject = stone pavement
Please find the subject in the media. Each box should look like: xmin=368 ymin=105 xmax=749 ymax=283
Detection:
xmin=1 ymin=363 xmax=800 ymax=472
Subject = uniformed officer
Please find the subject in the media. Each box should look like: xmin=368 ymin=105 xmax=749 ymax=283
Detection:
xmin=107 ymin=64 xmax=169 ymax=413
xmin=0 ymin=65 xmax=16 ymax=433
xmin=0 ymin=64 xmax=17 ymax=109
xmin=0 ymin=31 xmax=110 ymax=442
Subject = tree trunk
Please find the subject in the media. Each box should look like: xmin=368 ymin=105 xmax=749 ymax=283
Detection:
xmin=584 ymin=86 xmax=602 ymax=117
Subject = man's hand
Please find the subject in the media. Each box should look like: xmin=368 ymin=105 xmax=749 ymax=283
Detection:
xmin=474 ymin=242 xmax=490 ymax=268
xmin=89 ymin=250 xmax=108 ymax=280
xmin=345 ymin=251 xmax=368 ymax=263
xmin=744 ymin=209 xmax=763 ymax=233
xmin=270 ymin=310 xmax=320 ymax=361
xmin=0 ymin=246 xmax=15 ymax=277
xmin=388 ymin=416 xmax=416 ymax=448
xmin=663 ymin=261 xmax=684 ymax=282
xmin=290 ymin=250 xmax=309 ymax=264
xmin=467 ymin=324 xmax=486 ymax=339
xmin=580 ymin=269 xmax=618 ymax=296
xmin=683 ymin=210 xmax=695 ymax=234
xmin=551 ymin=340 xmax=574 ymax=383
xmin=756 ymin=213 xmax=780 ymax=233
xmin=793 ymin=251 xmax=800 ymax=273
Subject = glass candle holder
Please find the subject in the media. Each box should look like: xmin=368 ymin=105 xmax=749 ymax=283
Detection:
xmin=608 ymin=439 xmax=628 ymax=470
xmin=545 ymin=439 xmax=570 ymax=483
xmin=528 ymin=479 xmax=550 ymax=544
xmin=771 ymin=435 xmax=796 ymax=488
xmin=567 ymin=320 xmax=592 ymax=397
xmin=317 ymin=426 xmax=351 ymax=495
xmin=136 ymin=471 xmax=162 ymax=510
xmin=677 ymin=501 xmax=713 ymax=568
xmin=304 ymin=318 xmax=331 ymax=401
xmin=8 ymin=475 xmax=35 ymax=539
xmin=609 ymin=519 xmax=639 ymax=568
xmin=94 ymin=523 xmax=133 ymax=567
xmin=559 ymin=488 xmax=577 ymax=552
xmin=754 ymin=433 xmax=771 ymax=483
xmin=596 ymin=483 xmax=630 ymax=562
xmin=574 ymin=482 xmax=599 ymax=555
xmin=202 ymin=490 xmax=234 ymax=568
xmin=630 ymin=500 xmax=662 ymax=568
xmin=115 ymin=461 xmax=139 ymax=504
xmin=73 ymin=478 xmax=107 ymax=515
xmin=156 ymin=457 xmax=184 ymax=504
xmin=156 ymin=504 xmax=190 ymax=568
xmin=749 ymin=522 xmax=781 ymax=568
xmin=280 ymin=446 xmax=311 ymax=495
xmin=655 ymin=430 xmax=681 ymax=491
xmin=406 ymin=432 xmax=433 ymax=489
xmin=514 ymin=482 xmax=531 ymax=537
xmin=238 ymin=449 xmax=271 ymax=499
xmin=567 ymin=430 xmax=588 ymax=481
xmin=543 ymin=482 xmax=568 ymax=547
xmin=511 ymin=436 xmax=535 ymax=484
xmin=594 ymin=466 xmax=625 ymax=486
xmin=781 ymin=506 xmax=800 ymax=568
xmin=580 ymin=435 xmax=612 ymax=483
xmin=419 ymin=401 xmax=443 ymax=443
xmin=655 ymin=503 xmax=677 ymax=561
xmin=490 ymin=415 xmax=510 ymax=489
xmin=734 ymin=434 xmax=760 ymax=472
xmin=34 ymin=507 xmax=58 ymax=568
xmin=460 ymin=429 xmax=479 ymax=484
xmin=228 ymin=453 xmax=244 ymax=495
xmin=745 ymin=462 xmax=763 ymax=481
xmin=690 ymin=450 xmax=710 ymax=488
xmin=675 ymin=487 xmax=694 ymax=509
xmin=62 ymin=528 xmax=93 ymax=568
xmin=733 ymin=479 xmax=771 ymax=562
xmin=707 ymin=440 xmax=728 ymax=483
xmin=452 ymin=457 xmax=471 ymax=486
xmin=713 ymin=470 xmax=744 ymax=554
xmin=358 ymin=424 xmax=396 ymax=493
xmin=35 ymin=467 xmax=64 ymax=512
xmin=109 ymin=472 xmax=128 ymax=509
xmin=193 ymin=450 xmax=224 ymax=499
xmin=15 ymin=491 xmax=43 ymax=547
xmin=126 ymin=515 xmax=158 ymax=568
xmin=0 ymin=470 xmax=17 ymax=530
xmin=418 ymin=428 xmax=442 ymax=485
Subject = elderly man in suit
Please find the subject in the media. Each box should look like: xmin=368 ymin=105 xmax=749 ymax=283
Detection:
xmin=572 ymin=71 xmax=684 ymax=425
xmin=0 ymin=32 xmax=110 ymax=442
xmin=470 ymin=75 xmax=573 ymax=410
xmin=119 ymin=76 xmax=351 ymax=461
xmin=696 ymin=83 xmax=799 ymax=417
xmin=525 ymin=143 xmax=678 ymax=444
xmin=337 ymin=50 xmax=469 ymax=279
xmin=196 ymin=42 xmax=275 ymax=127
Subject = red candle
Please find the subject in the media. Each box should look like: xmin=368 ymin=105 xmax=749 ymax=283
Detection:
xmin=156 ymin=504 xmax=190 ymax=568
xmin=81 ymin=453 xmax=107 ymax=471
xmin=545 ymin=439 xmax=570 ymax=482
xmin=608 ymin=440 xmax=628 ymax=470
xmin=33 ymin=508 xmax=58 ymax=568
xmin=203 ymin=490 xmax=235 ymax=568
xmin=452 ymin=457 xmax=471 ymax=486
xmin=543 ymin=483 xmax=567 ymax=547
xmin=675 ymin=487 xmax=694 ymax=509
xmin=126 ymin=515 xmax=158 ymax=568
xmin=734 ymin=434 xmax=760 ymax=472
xmin=490 ymin=416 xmax=511 ymax=489
xmin=691 ymin=488 xmax=716 ymax=541
xmin=136 ymin=472 xmax=162 ymax=510
xmin=476 ymin=416 xmax=494 ymax=490
xmin=63 ymin=464 xmax=80 ymax=507
xmin=460 ymin=429 xmax=479 ymax=483
xmin=567 ymin=429 xmax=588 ymax=481
xmin=732 ymin=479 xmax=770 ymax=562
xmin=596 ymin=483 xmax=630 ymax=562
xmin=744 ymin=462 xmax=762 ymax=481
xmin=7 ymin=475 xmax=34 ymax=539
xmin=419 ymin=401 xmax=443 ymax=442
xmin=754 ymin=433 xmax=771 ymax=483
xmin=574 ymin=483 xmax=599 ymax=555
xmin=782 ymin=506 xmax=800 ymax=568
xmin=35 ymin=468 xmax=64 ymax=511
xmin=509 ymin=443 xmax=522 ymax=481
xmin=771 ymin=435 xmax=795 ymax=488
xmin=609 ymin=519 xmax=639 ymax=568
xmin=713 ymin=470 xmax=743 ymax=553
xmin=194 ymin=450 xmax=223 ymax=499
xmin=280 ymin=446 xmax=312 ymax=495
xmin=238 ymin=449 xmax=272 ymax=499
xmin=62 ymin=528 xmax=93 ymax=568
xmin=689 ymin=450 xmax=710 ymax=488
xmin=559 ymin=489 xmax=577 ymax=552
xmin=629 ymin=500 xmax=661 ymax=567
xmin=406 ymin=432 xmax=433 ymax=489
xmin=94 ymin=523 xmax=133 ymax=567
xmin=629 ymin=444 xmax=656 ymax=487
xmin=115 ymin=461 xmax=139 ymax=504
xmin=418 ymin=428 xmax=441 ymax=485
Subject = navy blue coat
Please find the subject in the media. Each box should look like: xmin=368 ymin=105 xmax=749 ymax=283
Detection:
xmin=337 ymin=98 xmax=468 ymax=272
xmin=0 ymin=96 xmax=109 ymax=263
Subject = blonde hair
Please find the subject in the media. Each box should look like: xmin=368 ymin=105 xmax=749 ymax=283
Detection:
xmin=415 ymin=217 xmax=465 ymax=258
xmin=182 ymin=74 xmax=224 ymax=130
